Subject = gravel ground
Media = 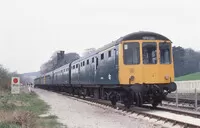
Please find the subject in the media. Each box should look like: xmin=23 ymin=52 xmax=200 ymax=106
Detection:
xmin=33 ymin=88 xmax=164 ymax=128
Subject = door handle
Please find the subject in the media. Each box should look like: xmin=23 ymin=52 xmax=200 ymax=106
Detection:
xmin=116 ymin=65 xmax=118 ymax=69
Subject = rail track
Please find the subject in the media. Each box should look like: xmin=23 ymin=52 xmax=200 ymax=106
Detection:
xmin=34 ymin=88 xmax=200 ymax=128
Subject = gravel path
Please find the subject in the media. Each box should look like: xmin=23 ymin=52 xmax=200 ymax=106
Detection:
xmin=33 ymin=88 xmax=164 ymax=128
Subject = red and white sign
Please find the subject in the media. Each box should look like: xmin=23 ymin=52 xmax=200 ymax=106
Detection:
xmin=11 ymin=77 xmax=20 ymax=85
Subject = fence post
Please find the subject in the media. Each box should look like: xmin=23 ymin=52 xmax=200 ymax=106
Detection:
xmin=176 ymin=89 xmax=178 ymax=108
xmin=195 ymin=88 xmax=198 ymax=111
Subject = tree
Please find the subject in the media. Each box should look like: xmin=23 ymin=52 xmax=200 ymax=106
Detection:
xmin=173 ymin=46 xmax=200 ymax=77
xmin=40 ymin=51 xmax=80 ymax=74
xmin=56 ymin=52 xmax=80 ymax=68
xmin=0 ymin=65 xmax=10 ymax=88
xmin=173 ymin=46 xmax=185 ymax=77
xmin=183 ymin=48 xmax=200 ymax=74
xmin=0 ymin=65 xmax=21 ymax=89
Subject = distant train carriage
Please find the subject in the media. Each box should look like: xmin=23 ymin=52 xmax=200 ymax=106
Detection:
xmin=34 ymin=31 xmax=177 ymax=108
xmin=53 ymin=64 xmax=70 ymax=85
xmin=44 ymin=71 xmax=53 ymax=85
xmin=71 ymin=44 xmax=118 ymax=85
xmin=34 ymin=77 xmax=41 ymax=85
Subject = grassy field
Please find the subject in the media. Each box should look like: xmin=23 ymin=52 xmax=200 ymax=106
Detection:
xmin=0 ymin=87 xmax=66 ymax=128
xmin=175 ymin=72 xmax=200 ymax=81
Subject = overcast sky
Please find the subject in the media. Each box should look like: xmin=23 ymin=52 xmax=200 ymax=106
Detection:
xmin=0 ymin=0 xmax=199 ymax=73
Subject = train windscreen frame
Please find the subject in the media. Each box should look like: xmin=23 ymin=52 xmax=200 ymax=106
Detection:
xmin=123 ymin=42 xmax=140 ymax=65
xmin=159 ymin=42 xmax=171 ymax=64
xmin=142 ymin=42 xmax=157 ymax=64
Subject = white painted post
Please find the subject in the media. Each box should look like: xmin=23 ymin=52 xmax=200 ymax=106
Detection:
xmin=28 ymin=84 xmax=31 ymax=92
xmin=176 ymin=89 xmax=178 ymax=108
xmin=195 ymin=88 xmax=198 ymax=111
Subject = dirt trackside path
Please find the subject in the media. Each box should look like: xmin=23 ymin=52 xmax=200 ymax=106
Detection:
xmin=33 ymin=88 xmax=163 ymax=128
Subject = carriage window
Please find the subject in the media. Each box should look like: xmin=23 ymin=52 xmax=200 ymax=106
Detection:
xmin=83 ymin=61 xmax=85 ymax=66
xmin=73 ymin=65 xmax=75 ymax=69
xmin=123 ymin=42 xmax=140 ymax=64
xmin=108 ymin=50 xmax=111 ymax=57
xmin=101 ymin=53 xmax=104 ymax=60
xmin=159 ymin=42 xmax=171 ymax=64
xmin=142 ymin=42 xmax=157 ymax=64
xmin=87 ymin=59 xmax=89 ymax=65
xmin=76 ymin=64 xmax=78 ymax=68
xmin=92 ymin=57 xmax=94 ymax=63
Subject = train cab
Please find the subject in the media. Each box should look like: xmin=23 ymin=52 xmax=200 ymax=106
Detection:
xmin=117 ymin=32 xmax=177 ymax=107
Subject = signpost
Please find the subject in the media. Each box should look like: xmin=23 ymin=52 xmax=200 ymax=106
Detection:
xmin=11 ymin=77 xmax=20 ymax=94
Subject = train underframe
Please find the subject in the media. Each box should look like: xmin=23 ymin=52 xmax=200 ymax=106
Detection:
xmin=35 ymin=82 xmax=177 ymax=108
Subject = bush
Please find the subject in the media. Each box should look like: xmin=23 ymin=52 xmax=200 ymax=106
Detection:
xmin=0 ymin=110 xmax=36 ymax=128
xmin=0 ymin=122 xmax=20 ymax=128
xmin=0 ymin=64 xmax=20 ymax=90
xmin=0 ymin=65 xmax=11 ymax=90
xmin=13 ymin=110 xmax=37 ymax=128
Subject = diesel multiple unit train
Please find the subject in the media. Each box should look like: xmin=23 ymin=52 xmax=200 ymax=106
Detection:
xmin=34 ymin=31 xmax=177 ymax=108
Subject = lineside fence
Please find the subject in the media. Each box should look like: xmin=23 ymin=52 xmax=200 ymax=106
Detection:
xmin=168 ymin=80 xmax=200 ymax=111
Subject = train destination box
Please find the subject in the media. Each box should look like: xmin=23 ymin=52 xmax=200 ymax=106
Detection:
xmin=11 ymin=77 xmax=20 ymax=94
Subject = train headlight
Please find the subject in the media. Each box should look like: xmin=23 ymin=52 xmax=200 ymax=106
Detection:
xmin=164 ymin=75 xmax=169 ymax=80
xmin=130 ymin=76 xmax=135 ymax=81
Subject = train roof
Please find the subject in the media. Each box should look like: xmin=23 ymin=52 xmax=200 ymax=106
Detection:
xmin=37 ymin=63 xmax=70 ymax=78
xmin=120 ymin=31 xmax=170 ymax=41
xmin=54 ymin=63 xmax=70 ymax=72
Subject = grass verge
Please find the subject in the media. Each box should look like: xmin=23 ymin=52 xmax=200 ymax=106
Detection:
xmin=0 ymin=87 xmax=66 ymax=128
xmin=175 ymin=72 xmax=200 ymax=81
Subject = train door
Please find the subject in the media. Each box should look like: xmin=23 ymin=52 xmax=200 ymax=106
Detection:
xmin=52 ymin=72 xmax=54 ymax=84
xmin=61 ymin=69 xmax=65 ymax=84
xmin=113 ymin=46 xmax=119 ymax=83
xmin=78 ymin=64 xmax=80 ymax=84
xmin=95 ymin=56 xmax=99 ymax=83
xmin=89 ymin=57 xmax=95 ymax=84
xmin=105 ymin=46 xmax=119 ymax=84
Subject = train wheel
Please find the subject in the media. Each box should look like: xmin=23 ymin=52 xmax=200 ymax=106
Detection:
xmin=152 ymin=102 xmax=159 ymax=108
xmin=111 ymin=100 xmax=117 ymax=107
xmin=123 ymin=97 xmax=131 ymax=109
xmin=138 ymin=93 xmax=143 ymax=107
xmin=110 ymin=97 xmax=117 ymax=108
xmin=82 ymin=88 xmax=87 ymax=99
xmin=72 ymin=88 xmax=74 ymax=96
xmin=109 ymin=92 xmax=118 ymax=108
xmin=134 ymin=92 xmax=143 ymax=107
xmin=135 ymin=93 xmax=140 ymax=106
xmin=77 ymin=89 xmax=81 ymax=97
xmin=124 ymin=90 xmax=134 ymax=109
xmin=103 ymin=92 xmax=108 ymax=100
